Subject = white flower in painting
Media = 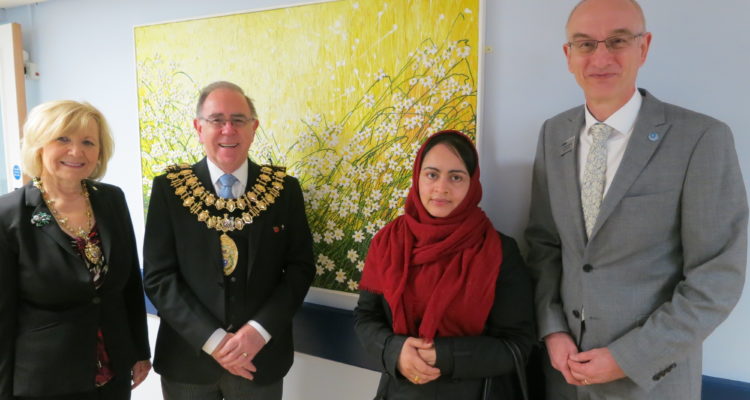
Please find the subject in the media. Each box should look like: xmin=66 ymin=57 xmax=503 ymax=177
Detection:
xmin=405 ymin=115 xmax=424 ymax=130
xmin=409 ymin=77 xmax=418 ymax=86
xmin=356 ymin=260 xmax=365 ymax=272
xmin=363 ymin=93 xmax=375 ymax=108
xmin=464 ymin=8 xmax=473 ymax=14
xmin=366 ymin=221 xmax=378 ymax=235
xmin=419 ymin=76 xmax=435 ymax=89
xmin=316 ymin=265 xmax=325 ymax=275
xmin=371 ymin=189 xmax=383 ymax=201
xmin=323 ymin=231 xmax=334 ymax=244
xmin=347 ymin=279 xmax=359 ymax=291
xmin=382 ymin=173 xmax=393 ymax=185
xmin=457 ymin=45 xmax=471 ymax=59
xmin=434 ymin=65 xmax=446 ymax=78
xmin=389 ymin=199 xmax=398 ymax=209
xmin=432 ymin=117 xmax=445 ymax=130
xmin=326 ymin=220 xmax=337 ymax=230
xmin=313 ymin=232 xmax=322 ymax=243
xmin=317 ymin=254 xmax=336 ymax=271
xmin=375 ymin=219 xmax=386 ymax=229
xmin=347 ymin=249 xmax=359 ymax=262
xmin=335 ymin=269 xmax=347 ymax=283
xmin=326 ymin=135 xmax=339 ymax=147
xmin=375 ymin=69 xmax=387 ymax=81
xmin=352 ymin=230 xmax=365 ymax=243
xmin=461 ymin=83 xmax=473 ymax=96
xmin=333 ymin=229 xmax=344 ymax=241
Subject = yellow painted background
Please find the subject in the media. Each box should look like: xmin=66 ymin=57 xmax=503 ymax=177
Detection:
xmin=136 ymin=0 xmax=481 ymax=292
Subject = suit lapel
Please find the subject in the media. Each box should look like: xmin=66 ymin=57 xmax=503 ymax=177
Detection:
xmin=245 ymin=161 xmax=263 ymax=279
xmin=558 ymin=110 xmax=588 ymax=247
xmin=86 ymin=181 xmax=115 ymax=267
xmin=590 ymin=91 xmax=670 ymax=239
xmin=194 ymin=158 xmax=225 ymax=281
xmin=25 ymin=183 xmax=80 ymax=259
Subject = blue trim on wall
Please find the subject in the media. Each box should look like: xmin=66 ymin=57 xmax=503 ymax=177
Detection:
xmin=292 ymin=302 xmax=377 ymax=370
xmin=145 ymin=294 xmax=750 ymax=398
xmin=702 ymin=376 xmax=750 ymax=400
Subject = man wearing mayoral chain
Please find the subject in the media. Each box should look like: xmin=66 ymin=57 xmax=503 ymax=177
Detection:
xmin=144 ymin=81 xmax=314 ymax=399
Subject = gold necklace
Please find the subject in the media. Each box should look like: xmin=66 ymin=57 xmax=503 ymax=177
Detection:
xmin=33 ymin=178 xmax=103 ymax=265
xmin=165 ymin=163 xmax=286 ymax=275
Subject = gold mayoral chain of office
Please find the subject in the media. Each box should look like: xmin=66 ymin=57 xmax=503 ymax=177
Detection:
xmin=165 ymin=164 xmax=286 ymax=276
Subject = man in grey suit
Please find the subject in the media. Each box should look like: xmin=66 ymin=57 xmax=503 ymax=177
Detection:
xmin=525 ymin=0 xmax=748 ymax=398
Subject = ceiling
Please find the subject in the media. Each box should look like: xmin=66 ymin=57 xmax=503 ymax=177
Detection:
xmin=0 ymin=0 xmax=47 ymax=9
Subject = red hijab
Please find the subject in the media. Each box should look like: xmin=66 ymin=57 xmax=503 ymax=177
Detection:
xmin=359 ymin=130 xmax=503 ymax=340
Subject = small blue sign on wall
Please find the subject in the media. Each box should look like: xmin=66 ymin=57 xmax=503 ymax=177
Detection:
xmin=12 ymin=165 xmax=21 ymax=180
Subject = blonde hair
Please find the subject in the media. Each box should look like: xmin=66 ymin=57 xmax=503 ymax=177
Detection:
xmin=21 ymin=100 xmax=114 ymax=180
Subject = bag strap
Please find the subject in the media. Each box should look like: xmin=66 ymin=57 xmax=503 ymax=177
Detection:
xmin=504 ymin=339 xmax=530 ymax=400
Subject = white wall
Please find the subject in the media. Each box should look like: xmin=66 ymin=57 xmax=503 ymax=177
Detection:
xmin=3 ymin=0 xmax=748 ymax=396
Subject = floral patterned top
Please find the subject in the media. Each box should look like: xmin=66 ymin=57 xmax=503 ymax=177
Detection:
xmin=70 ymin=225 xmax=114 ymax=387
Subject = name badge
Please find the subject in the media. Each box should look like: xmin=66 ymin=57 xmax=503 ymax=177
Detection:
xmin=560 ymin=136 xmax=576 ymax=156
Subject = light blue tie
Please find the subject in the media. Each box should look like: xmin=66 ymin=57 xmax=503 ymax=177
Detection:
xmin=218 ymin=174 xmax=238 ymax=199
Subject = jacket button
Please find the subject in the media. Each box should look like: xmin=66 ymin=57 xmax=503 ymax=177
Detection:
xmin=582 ymin=264 xmax=593 ymax=272
xmin=92 ymin=296 xmax=101 ymax=304
xmin=230 ymin=276 xmax=237 ymax=283
xmin=572 ymin=310 xmax=581 ymax=318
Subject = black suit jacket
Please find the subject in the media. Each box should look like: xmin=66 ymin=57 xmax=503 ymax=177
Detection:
xmin=354 ymin=233 xmax=536 ymax=400
xmin=143 ymin=158 xmax=314 ymax=385
xmin=0 ymin=181 xmax=151 ymax=399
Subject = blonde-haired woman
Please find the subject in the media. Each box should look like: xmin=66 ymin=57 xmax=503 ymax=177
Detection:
xmin=0 ymin=100 xmax=150 ymax=399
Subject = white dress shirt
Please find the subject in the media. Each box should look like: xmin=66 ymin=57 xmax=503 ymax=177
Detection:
xmin=202 ymin=158 xmax=271 ymax=354
xmin=578 ymin=90 xmax=643 ymax=196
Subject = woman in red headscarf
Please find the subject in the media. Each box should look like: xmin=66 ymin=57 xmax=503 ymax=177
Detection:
xmin=355 ymin=130 xmax=536 ymax=399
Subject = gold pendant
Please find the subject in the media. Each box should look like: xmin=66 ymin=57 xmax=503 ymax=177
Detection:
xmin=84 ymin=240 xmax=103 ymax=264
xmin=220 ymin=233 xmax=239 ymax=276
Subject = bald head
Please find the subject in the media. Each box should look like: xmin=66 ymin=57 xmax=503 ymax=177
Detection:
xmin=567 ymin=0 xmax=646 ymax=34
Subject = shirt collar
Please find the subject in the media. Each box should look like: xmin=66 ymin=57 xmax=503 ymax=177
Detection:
xmin=584 ymin=89 xmax=642 ymax=138
xmin=206 ymin=158 xmax=249 ymax=189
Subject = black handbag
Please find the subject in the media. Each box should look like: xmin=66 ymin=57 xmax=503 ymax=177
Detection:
xmin=482 ymin=339 xmax=529 ymax=400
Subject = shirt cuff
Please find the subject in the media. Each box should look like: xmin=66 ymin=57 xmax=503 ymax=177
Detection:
xmin=249 ymin=320 xmax=271 ymax=343
xmin=202 ymin=328 xmax=228 ymax=355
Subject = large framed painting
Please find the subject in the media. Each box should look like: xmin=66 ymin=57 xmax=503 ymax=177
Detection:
xmin=135 ymin=0 xmax=484 ymax=302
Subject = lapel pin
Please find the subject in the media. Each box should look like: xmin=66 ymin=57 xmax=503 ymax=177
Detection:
xmin=273 ymin=226 xmax=280 ymax=233
xmin=648 ymin=132 xmax=660 ymax=142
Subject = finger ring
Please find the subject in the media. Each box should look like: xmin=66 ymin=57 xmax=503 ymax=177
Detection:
xmin=242 ymin=352 xmax=248 ymax=358
xmin=583 ymin=379 xmax=589 ymax=385
xmin=413 ymin=375 xmax=420 ymax=383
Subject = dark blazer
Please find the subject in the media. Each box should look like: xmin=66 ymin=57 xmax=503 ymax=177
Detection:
xmin=0 ymin=181 xmax=151 ymax=399
xmin=526 ymin=89 xmax=748 ymax=399
xmin=143 ymin=158 xmax=315 ymax=385
xmin=354 ymin=233 xmax=536 ymax=400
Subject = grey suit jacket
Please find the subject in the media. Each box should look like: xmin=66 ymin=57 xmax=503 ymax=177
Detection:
xmin=526 ymin=89 xmax=748 ymax=399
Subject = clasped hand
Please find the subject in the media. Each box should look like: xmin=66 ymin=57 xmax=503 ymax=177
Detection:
xmin=545 ymin=332 xmax=626 ymax=386
xmin=211 ymin=324 xmax=266 ymax=381
xmin=397 ymin=337 xmax=441 ymax=385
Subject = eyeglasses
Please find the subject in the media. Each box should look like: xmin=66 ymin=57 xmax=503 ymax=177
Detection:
xmin=199 ymin=116 xmax=255 ymax=128
xmin=567 ymin=33 xmax=644 ymax=55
